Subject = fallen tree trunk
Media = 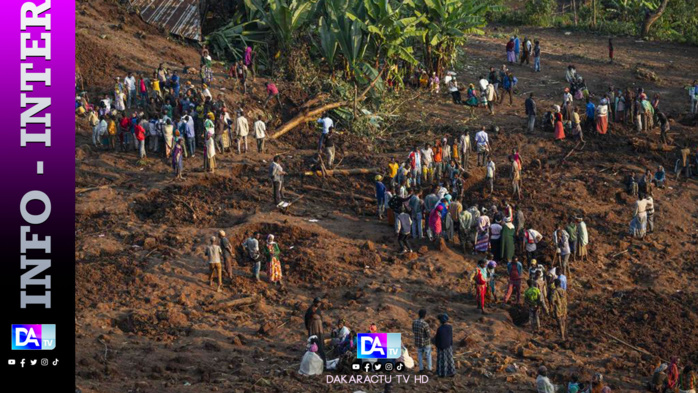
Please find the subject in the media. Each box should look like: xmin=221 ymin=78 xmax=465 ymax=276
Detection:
xmin=206 ymin=295 xmax=260 ymax=312
xmin=302 ymin=185 xmax=374 ymax=202
xmin=271 ymin=64 xmax=387 ymax=140
xmin=630 ymin=138 xmax=675 ymax=152
xmin=75 ymin=185 xmax=113 ymax=194
xmin=295 ymin=168 xmax=379 ymax=177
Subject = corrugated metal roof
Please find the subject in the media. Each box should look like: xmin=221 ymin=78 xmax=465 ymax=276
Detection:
xmin=130 ymin=0 xmax=202 ymax=41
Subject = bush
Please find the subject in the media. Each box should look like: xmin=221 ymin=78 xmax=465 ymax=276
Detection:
xmin=525 ymin=0 xmax=557 ymax=27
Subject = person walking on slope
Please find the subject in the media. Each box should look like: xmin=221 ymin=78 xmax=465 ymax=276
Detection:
xmin=551 ymin=278 xmax=568 ymax=340
xmin=474 ymin=259 xmax=488 ymax=314
xmin=204 ymin=236 xmax=223 ymax=292
xmin=504 ymin=257 xmax=523 ymax=304
xmin=525 ymin=93 xmax=537 ymax=133
xmin=524 ymin=279 xmax=543 ymax=333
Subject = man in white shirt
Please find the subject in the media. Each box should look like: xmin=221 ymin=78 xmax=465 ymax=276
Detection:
xmin=524 ymin=227 xmax=543 ymax=265
xmin=535 ymin=366 xmax=556 ymax=393
xmin=317 ymin=114 xmax=334 ymax=150
xmin=485 ymin=158 xmax=496 ymax=194
xmin=93 ymin=116 xmax=108 ymax=147
xmin=124 ymin=72 xmax=136 ymax=109
xmin=235 ymin=113 xmax=249 ymax=154
xmin=459 ymin=132 xmax=471 ymax=169
xmin=478 ymin=75 xmax=489 ymax=92
xmin=254 ymin=115 xmax=266 ymax=153
xmin=421 ymin=143 xmax=434 ymax=183
xmin=475 ymin=126 xmax=490 ymax=166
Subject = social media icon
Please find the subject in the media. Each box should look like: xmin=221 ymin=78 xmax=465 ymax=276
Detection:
xmin=8 ymin=359 xmax=15 ymax=365
xmin=373 ymin=363 xmax=382 ymax=372
xmin=30 ymin=360 xmax=37 ymax=366
xmin=395 ymin=361 xmax=405 ymax=372
xmin=52 ymin=359 xmax=59 ymax=366
xmin=384 ymin=362 xmax=394 ymax=372
xmin=362 ymin=362 xmax=371 ymax=373
xmin=351 ymin=359 xmax=362 ymax=371
xmin=41 ymin=359 xmax=49 ymax=366
xmin=20 ymin=359 xmax=26 ymax=368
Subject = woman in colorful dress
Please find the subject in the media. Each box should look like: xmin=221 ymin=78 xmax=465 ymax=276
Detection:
xmin=264 ymin=234 xmax=283 ymax=285
xmin=554 ymin=110 xmax=565 ymax=140
xmin=474 ymin=210 xmax=491 ymax=254
xmin=172 ymin=138 xmax=184 ymax=180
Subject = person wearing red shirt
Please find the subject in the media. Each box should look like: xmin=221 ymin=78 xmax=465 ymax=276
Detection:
xmin=263 ymin=81 xmax=282 ymax=108
xmin=119 ymin=114 xmax=131 ymax=151
xmin=474 ymin=259 xmax=488 ymax=314
xmin=135 ymin=122 xmax=146 ymax=159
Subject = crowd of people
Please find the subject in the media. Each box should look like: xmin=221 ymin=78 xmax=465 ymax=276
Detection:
xmin=76 ymin=47 xmax=279 ymax=180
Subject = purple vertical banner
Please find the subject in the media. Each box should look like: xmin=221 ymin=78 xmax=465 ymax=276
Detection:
xmin=0 ymin=0 xmax=75 ymax=390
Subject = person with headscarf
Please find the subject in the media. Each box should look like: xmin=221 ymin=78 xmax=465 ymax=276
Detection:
xmin=429 ymin=204 xmax=444 ymax=242
xmin=500 ymin=216 xmax=516 ymax=262
xmin=475 ymin=210 xmax=491 ymax=253
xmin=648 ymin=363 xmax=668 ymax=392
xmin=264 ymin=235 xmax=283 ymax=285
xmin=172 ymin=138 xmax=184 ymax=180
xmin=554 ymin=110 xmax=565 ymax=141
xmin=596 ymin=98 xmax=609 ymax=135
xmin=434 ymin=313 xmax=455 ymax=377
xmin=203 ymin=112 xmax=216 ymax=173
xmin=299 ymin=336 xmax=324 ymax=376
xmin=504 ymin=256 xmax=523 ymax=304
xmin=465 ymin=84 xmax=479 ymax=106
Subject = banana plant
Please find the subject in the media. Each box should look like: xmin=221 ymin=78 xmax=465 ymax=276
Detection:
xmin=247 ymin=0 xmax=316 ymax=49
xmin=206 ymin=12 xmax=268 ymax=61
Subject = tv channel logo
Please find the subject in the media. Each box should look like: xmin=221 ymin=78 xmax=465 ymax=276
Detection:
xmin=11 ymin=324 xmax=56 ymax=350
xmin=357 ymin=333 xmax=401 ymax=359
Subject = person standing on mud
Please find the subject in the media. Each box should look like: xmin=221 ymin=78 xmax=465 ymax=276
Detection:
xmin=307 ymin=301 xmax=326 ymax=367
xmin=524 ymin=279 xmax=542 ymax=333
xmin=254 ymin=115 xmax=266 ymax=153
xmin=553 ymin=225 xmax=571 ymax=278
xmin=525 ymin=93 xmax=537 ymax=133
xmin=576 ymin=217 xmax=589 ymax=263
xmin=172 ymin=138 xmax=184 ymax=180
xmin=533 ymin=40 xmax=541 ymax=72
xmin=204 ymin=236 xmax=223 ymax=292
xmin=511 ymin=155 xmax=522 ymax=200
xmin=504 ymin=257 xmax=523 ymax=304
xmin=458 ymin=131 xmax=471 ymax=169
xmin=412 ymin=309 xmax=432 ymax=373
xmin=395 ymin=206 xmax=413 ymax=254
xmin=316 ymin=113 xmax=334 ymax=152
xmin=475 ymin=126 xmax=490 ymax=167
xmin=474 ymin=259 xmax=489 ymax=314
xmin=235 ymin=111 xmax=249 ymax=154
xmin=551 ymin=278 xmax=568 ymax=341
xmin=243 ymin=232 xmax=262 ymax=281
xmin=608 ymin=38 xmax=614 ymax=64
xmin=270 ymin=155 xmax=286 ymax=205
xmin=218 ymin=230 xmax=234 ymax=281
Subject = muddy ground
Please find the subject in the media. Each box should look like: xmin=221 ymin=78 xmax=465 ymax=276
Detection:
xmin=75 ymin=2 xmax=698 ymax=392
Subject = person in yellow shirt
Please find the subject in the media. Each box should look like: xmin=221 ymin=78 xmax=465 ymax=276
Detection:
xmin=151 ymin=71 xmax=161 ymax=98
xmin=388 ymin=157 xmax=399 ymax=190
xmin=107 ymin=115 xmax=117 ymax=150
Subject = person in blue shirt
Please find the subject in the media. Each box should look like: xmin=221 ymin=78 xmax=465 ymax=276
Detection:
xmin=171 ymin=71 xmax=181 ymax=98
xmin=653 ymin=165 xmax=666 ymax=188
xmin=585 ymin=98 xmax=596 ymax=132
xmin=513 ymin=35 xmax=520 ymax=62
xmin=375 ymin=175 xmax=386 ymax=220
xmin=558 ymin=271 xmax=567 ymax=290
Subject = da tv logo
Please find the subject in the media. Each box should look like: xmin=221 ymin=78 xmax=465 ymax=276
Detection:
xmin=11 ymin=325 xmax=56 ymax=350
xmin=357 ymin=333 xmax=401 ymax=359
